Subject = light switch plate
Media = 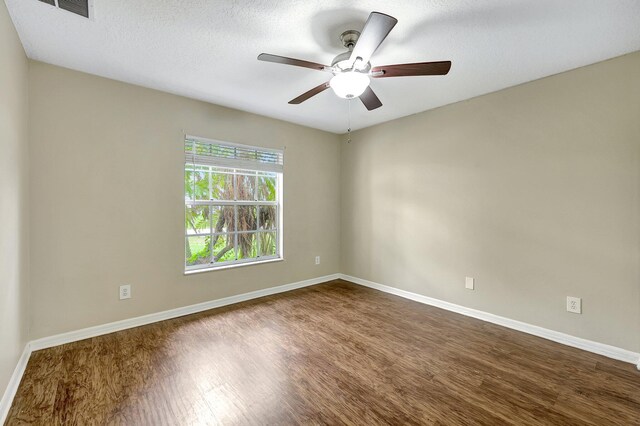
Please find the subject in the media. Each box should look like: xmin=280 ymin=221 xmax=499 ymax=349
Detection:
xmin=465 ymin=277 xmax=474 ymax=290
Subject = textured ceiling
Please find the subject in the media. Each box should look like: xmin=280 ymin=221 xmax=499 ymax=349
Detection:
xmin=6 ymin=0 xmax=640 ymax=133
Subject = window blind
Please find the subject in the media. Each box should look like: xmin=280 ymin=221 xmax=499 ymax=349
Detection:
xmin=184 ymin=136 xmax=284 ymax=173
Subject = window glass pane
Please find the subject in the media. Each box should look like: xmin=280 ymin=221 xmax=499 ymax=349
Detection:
xmin=258 ymin=205 xmax=277 ymax=230
xmin=259 ymin=232 xmax=277 ymax=257
xmin=184 ymin=169 xmax=194 ymax=200
xmin=212 ymin=233 xmax=235 ymax=262
xmin=237 ymin=206 xmax=257 ymax=232
xmin=211 ymin=169 xmax=234 ymax=200
xmin=257 ymin=174 xmax=277 ymax=201
xmin=211 ymin=205 xmax=234 ymax=233
xmin=185 ymin=151 xmax=281 ymax=270
xmin=186 ymin=236 xmax=211 ymax=266
xmin=185 ymin=166 xmax=209 ymax=200
xmin=235 ymin=174 xmax=256 ymax=200
xmin=237 ymin=232 xmax=258 ymax=259
xmin=185 ymin=205 xmax=210 ymax=235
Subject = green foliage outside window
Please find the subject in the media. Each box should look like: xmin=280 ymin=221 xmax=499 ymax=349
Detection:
xmin=185 ymin=166 xmax=278 ymax=267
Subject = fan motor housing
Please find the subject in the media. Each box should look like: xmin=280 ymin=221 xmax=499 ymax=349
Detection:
xmin=331 ymin=51 xmax=371 ymax=73
xmin=332 ymin=30 xmax=371 ymax=73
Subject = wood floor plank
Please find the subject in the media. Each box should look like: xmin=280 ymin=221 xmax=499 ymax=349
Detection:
xmin=5 ymin=280 xmax=640 ymax=425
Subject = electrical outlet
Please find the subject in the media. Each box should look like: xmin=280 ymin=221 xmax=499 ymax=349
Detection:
xmin=119 ymin=284 xmax=131 ymax=300
xmin=465 ymin=276 xmax=474 ymax=290
xmin=567 ymin=296 xmax=581 ymax=314
xmin=315 ymin=256 xmax=320 ymax=265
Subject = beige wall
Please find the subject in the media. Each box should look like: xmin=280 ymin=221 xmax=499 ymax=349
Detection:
xmin=341 ymin=52 xmax=640 ymax=352
xmin=28 ymin=62 xmax=341 ymax=339
xmin=0 ymin=0 xmax=29 ymax=397
xmin=18 ymin=47 xmax=640 ymax=355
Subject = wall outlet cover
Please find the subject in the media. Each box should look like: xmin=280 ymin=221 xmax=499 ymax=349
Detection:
xmin=119 ymin=284 xmax=131 ymax=300
xmin=567 ymin=296 xmax=581 ymax=314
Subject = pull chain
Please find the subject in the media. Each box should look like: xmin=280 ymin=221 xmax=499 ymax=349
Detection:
xmin=347 ymin=98 xmax=352 ymax=143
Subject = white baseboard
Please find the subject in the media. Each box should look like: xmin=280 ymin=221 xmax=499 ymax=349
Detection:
xmin=3 ymin=271 xmax=638 ymax=423
xmin=30 ymin=273 xmax=341 ymax=351
xmin=0 ymin=343 xmax=32 ymax=425
xmin=339 ymin=274 xmax=640 ymax=368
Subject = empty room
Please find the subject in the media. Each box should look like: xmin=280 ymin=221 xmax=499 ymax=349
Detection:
xmin=1 ymin=0 xmax=639 ymax=424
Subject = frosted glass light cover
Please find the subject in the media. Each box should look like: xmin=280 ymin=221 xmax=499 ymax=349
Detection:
xmin=330 ymin=72 xmax=370 ymax=99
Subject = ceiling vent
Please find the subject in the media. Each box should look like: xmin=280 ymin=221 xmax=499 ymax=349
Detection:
xmin=38 ymin=0 xmax=90 ymax=19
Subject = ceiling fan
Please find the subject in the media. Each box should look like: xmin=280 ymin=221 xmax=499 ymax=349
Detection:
xmin=257 ymin=11 xmax=452 ymax=111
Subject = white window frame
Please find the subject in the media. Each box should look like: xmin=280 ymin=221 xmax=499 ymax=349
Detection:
xmin=184 ymin=136 xmax=283 ymax=273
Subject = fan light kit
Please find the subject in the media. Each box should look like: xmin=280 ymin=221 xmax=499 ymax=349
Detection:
xmin=258 ymin=11 xmax=452 ymax=111
xmin=330 ymin=72 xmax=370 ymax=99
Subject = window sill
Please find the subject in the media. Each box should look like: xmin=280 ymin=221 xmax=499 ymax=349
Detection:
xmin=184 ymin=257 xmax=284 ymax=275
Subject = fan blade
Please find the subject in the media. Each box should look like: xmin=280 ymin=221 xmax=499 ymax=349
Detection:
xmin=372 ymin=61 xmax=452 ymax=78
xmin=359 ymin=86 xmax=383 ymax=111
xmin=349 ymin=12 xmax=398 ymax=67
xmin=258 ymin=53 xmax=328 ymax=72
xmin=288 ymin=82 xmax=331 ymax=104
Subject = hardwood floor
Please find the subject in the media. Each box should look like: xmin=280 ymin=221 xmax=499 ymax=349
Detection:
xmin=6 ymin=279 xmax=640 ymax=425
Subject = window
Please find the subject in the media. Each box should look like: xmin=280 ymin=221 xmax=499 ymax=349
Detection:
xmin=184 ymin=136 xmax=283 ymax=272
